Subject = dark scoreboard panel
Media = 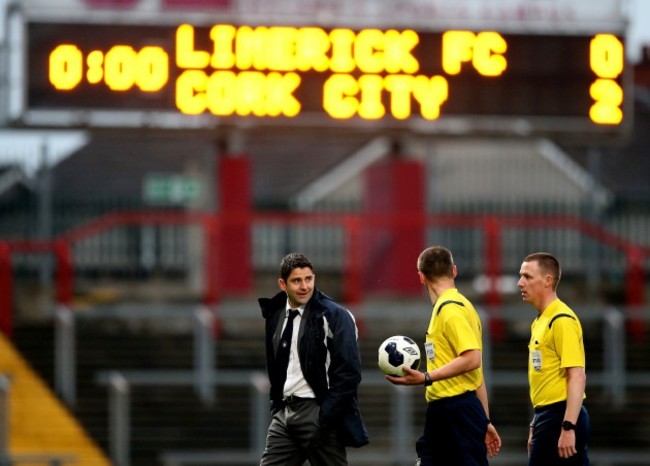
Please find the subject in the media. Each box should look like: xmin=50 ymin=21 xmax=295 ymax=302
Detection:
xmin=27 ymin=22 xmax=625 ymax=128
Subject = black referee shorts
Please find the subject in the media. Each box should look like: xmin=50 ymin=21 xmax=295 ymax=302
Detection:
xmin=529 ymin=401 xmax=590 ymax=466
xmin=416 ymin=391 xmax=489 ymax=466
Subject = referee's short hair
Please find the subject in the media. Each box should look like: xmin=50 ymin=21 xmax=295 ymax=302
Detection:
xmin=418 ymin=246 xmax=454 ymax=280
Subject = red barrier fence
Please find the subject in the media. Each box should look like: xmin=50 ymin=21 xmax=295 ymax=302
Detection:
xmin=0 ymin=211 xmax=647 ymax=340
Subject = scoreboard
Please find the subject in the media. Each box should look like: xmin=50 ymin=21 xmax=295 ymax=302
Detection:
xmin=25 ymin=21 xmax=627 ymax=135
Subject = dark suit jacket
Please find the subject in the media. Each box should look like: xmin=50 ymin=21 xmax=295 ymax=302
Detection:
xmin=259 ymin=289 xmax=369 ymax=448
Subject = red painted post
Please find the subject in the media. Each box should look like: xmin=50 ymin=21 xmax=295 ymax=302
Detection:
xmin=363 ymin=157 xmax=425 ymax=294
xmin=203 ymin=217 xmax=219 ymax=306
xmin=0 ymin=242 xmax=13 ymax=337
xmin=344 ymin=217 xmax=363 ymax=305
xmin=483 ymin=217 xmax=504 ymax=343
xmin=54 ymin=240 xmax=74 ymax=306
xmin=203 ymin=217 xmax=222 ymax=338
xmin=343 ymin=217 xmax=365 ymax=339
xmin=625 ymin=246 xmax=646 ymax=341
xmin=218 ymin=154 xmax=252 ymax=294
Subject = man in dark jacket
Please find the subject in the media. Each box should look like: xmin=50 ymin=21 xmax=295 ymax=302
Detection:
xmin=259 ymin=252 xmax=368 ymax=466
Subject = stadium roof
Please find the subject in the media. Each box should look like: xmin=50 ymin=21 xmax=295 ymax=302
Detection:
xmin=17 ymin=0 xmax=627 ymax=34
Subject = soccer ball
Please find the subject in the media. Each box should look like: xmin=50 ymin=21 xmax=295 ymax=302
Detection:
xmin=378 ymin=335 xmax=421 ymax=376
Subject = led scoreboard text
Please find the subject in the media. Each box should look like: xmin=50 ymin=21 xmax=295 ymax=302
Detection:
xmin=28 ymin=23 xmax=625 ymax=126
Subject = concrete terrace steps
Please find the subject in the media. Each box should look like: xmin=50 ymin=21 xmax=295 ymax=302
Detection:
xmin=125 ymin=385 xmax=250 ymax=464
xmin=11 ymin=308 xmax=650 ymax=465
xmin=73 ymin=324 xmax=254 ymax=464
xmin=0 ymin=332 xmax=111 ymax=466
xmin=13 ymin=320 xmax=256 ymax=466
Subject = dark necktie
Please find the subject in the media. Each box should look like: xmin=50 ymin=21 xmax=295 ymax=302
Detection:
xmin=273 ymin=309 xmax=300 ymax=399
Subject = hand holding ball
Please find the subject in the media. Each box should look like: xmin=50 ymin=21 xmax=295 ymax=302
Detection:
xmin=378 ymin=335 xmax=421 ymax=376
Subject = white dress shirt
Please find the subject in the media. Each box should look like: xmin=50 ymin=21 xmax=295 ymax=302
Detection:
xmin=282 ymin=303 xmax=316 ymax=399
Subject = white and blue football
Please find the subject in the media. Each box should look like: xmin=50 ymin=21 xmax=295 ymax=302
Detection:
xmin=378 ymin=335 xmax=421 ymax=376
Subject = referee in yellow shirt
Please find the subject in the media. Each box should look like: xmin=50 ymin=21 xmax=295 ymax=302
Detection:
xmin=518 ymin=252 xmax=590 ymax=465
xmin=386 ymin=246 xmax=501 ymax=465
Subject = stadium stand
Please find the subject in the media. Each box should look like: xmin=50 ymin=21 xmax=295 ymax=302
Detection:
xmin=0 ymin=333 xmax=110 ymax=465
xmin=1 ymin=2 xmax=649 ymax=465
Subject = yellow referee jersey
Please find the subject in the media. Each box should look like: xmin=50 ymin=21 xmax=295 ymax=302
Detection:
xmin=528 ymin=299 xmax=586 ymax=408
xmin=424 ymin=288 xmax=483 ymax=402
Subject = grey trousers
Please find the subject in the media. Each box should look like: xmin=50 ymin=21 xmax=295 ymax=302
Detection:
xmin=260 ymin=399 xmax=348 ymax=466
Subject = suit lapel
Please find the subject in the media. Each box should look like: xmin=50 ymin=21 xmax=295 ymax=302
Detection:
xmin=272 ymin=310 xmax=285 ymax=355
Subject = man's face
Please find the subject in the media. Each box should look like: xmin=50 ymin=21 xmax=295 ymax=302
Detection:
xmin=517 ymin=260 xmax=548 ymax=308
xmin=279 ymin=267 xmax=315 ymax=308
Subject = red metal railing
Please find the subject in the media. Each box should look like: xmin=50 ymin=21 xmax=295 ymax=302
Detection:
xmin=0 ymin=210 xmax=647 ymax=339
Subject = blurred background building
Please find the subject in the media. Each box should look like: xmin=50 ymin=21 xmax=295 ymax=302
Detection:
xmin=0 ymin=0 xmax=649 ymax=464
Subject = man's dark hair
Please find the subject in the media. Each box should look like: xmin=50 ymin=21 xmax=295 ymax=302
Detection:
xmin=417 ymin=246 xmax=454 ymax=280
xmin=279 ymin=253 xmax=314 ymax=281
xmin=524 ymin=252 xmax=561 ymax=290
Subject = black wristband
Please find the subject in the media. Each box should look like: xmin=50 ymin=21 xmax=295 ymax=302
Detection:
xmin=423 ymin=371 xmax=433 ymax=386
xmin=562 ymin=420 xmax=577 ymax=431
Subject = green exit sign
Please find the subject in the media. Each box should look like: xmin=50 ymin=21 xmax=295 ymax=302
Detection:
xmin=143 ymin=174 xmax=201 ymax=205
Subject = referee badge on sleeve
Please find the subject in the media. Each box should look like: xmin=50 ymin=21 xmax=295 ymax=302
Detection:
xmin=530 ymin=350 xmax=542 ymax=371
xmin=425 ymin=341 xmax=435 ymax=363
